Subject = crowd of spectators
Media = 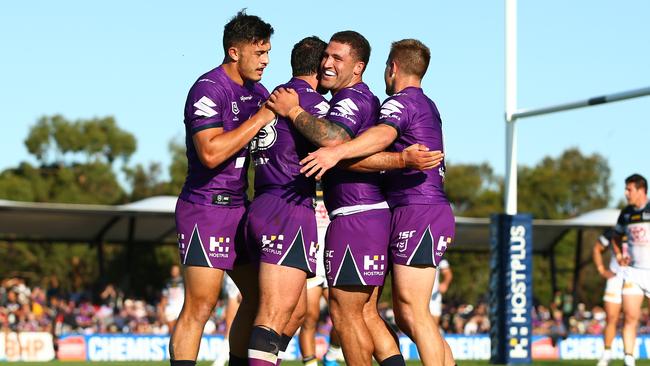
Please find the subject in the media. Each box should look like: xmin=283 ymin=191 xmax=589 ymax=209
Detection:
xmin=2 ymin=275 xmax=649 ymax=338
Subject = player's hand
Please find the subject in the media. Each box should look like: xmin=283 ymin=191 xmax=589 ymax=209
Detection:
xmin=300 ymin=146 xmax=343 ymax=180
xmin=439 ymin=283 xmax=449 ymax=294
xmin=255 ymin=104 xmax=276 ymax=126
xmin=402 ymin=144 xmax=444 ymax=170
xmin=266 ymin=88 xmax=300 ymax=117
xmin=597 ymin=266 xmax=616 ymax=279
xmin=616 ymin=253 xmax=631 ymax=267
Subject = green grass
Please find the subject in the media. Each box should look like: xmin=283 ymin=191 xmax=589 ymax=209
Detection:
xmin=5 ymin=362 xmax=650 ymax=365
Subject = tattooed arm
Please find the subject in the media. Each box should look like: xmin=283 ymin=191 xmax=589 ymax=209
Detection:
xmin=291 ymin=110 xmax=351 ymax=147
xmin=266 ymin=87 xmax=350 ymax=147
xmin=340 ymin=144 xmax=443 ymax=173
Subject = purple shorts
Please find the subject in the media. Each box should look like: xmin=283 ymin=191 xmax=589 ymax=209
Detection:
xmin=390 ymin=204 xmax=455 ymax=267
xmin=324 ymin=209 xmax=391 ymax=287
xmin=245 ymin=193 xmax=318 ymax=275
xmin=175 ymin=198 xmax=246 ymax=270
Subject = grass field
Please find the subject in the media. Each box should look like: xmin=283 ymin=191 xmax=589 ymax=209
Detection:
xmin=6 ymin=361 xmax=650 ymax=365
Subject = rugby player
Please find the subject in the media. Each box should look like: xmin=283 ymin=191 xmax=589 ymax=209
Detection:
xmin=159 ymin=265 xmax=184 ymax=333
xmin=267 ymin=31 xmax=419 ymax=366
xmin=244 ymin=36 xmax=330 ymax=366
xmin=614 ymin=174 xmax=650 ymax=366
xmin=298 ymin=39 xmax=456 ymax=366
xmin=592 ymin=228 xmax=622 ymax=366
xmin=170 ymin=10 xmax=274 ymax=366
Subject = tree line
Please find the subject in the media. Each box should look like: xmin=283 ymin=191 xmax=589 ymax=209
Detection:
xmin=0 ymin=115 xmax=613 ymax=306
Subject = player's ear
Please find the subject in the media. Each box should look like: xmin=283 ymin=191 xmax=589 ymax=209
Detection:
xmin=353 ymin=61 xmax=365 ymax=76
xmin=227 ymin=46 xmax=240 ymax=62
xmin=390 ymin=61 xmax=397 ymax=78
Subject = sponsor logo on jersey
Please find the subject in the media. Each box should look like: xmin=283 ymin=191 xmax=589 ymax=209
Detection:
xmin=363 ymin=255 xmax=385 ymax=272
xmin=309 ymin=241 xmax=320 ymax=258
xmin=324 ymin=250 xmax=334 ymax=274
xmin=177 ymin=233 xmax=185 ymax=250
xmin=313 ymin=101 xmax=330 ymax=117
xmin=262 ymin=234 xmax=285 ymax=255
xmin=209 ymin=236 xmax=230 ymax=258
xmin=331 ymin=98 xmax=359 ymax=121
xmin=397 ymin=230 xmax=416 ymax=253
xmin=240 ymin=95 xmax=253 ymax=102
xmin=193 ymin=96 xmax=218 ymax=117
xmin=250 ymin=118 xmax=278 ymax=154
xmin=436 ymin=236 xmax=452 ymax=257
xmin=380 ymin=99 xmax=404 ymax=120
xmin=231 ymin=101 xmax=240 ymax=115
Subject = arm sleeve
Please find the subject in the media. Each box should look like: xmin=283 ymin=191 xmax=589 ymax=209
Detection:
xmin=378 ymin=96 xmax=409 ymax=136
xmin=185 ymin=80 xmax=225 ymax=135
xmin=325 ymin=89 xmax=367 ymax=138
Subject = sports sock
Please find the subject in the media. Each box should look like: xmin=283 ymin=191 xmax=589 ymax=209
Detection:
xmin=275 ymin=334 xmax=293 ymax=365
xmin=228 ymin=353 xmax=247 ymax=366
xmin=248 ymin=326 xmax=281 ymax=366
xmin=624 ymin=354 xmax=635 ymax=366
xmin=324 ymin=344 xmax=343 ymax=361
xmin=602 ymin=348 xmax=611 ymax=359
xmin=170 ymin=361 xmax=196 ymax=366
xmin=302 ymin=356 xmax=318 ymax=366
xmin=379 ymin=354 xmax=406 ymax=366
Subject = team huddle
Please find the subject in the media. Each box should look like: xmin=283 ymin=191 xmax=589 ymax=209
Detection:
xmin=170 ymin=11 xmax=455 ymax=366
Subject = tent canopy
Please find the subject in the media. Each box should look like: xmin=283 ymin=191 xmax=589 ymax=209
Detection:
xmin=0 ymin=197 xmax=620 ymax=253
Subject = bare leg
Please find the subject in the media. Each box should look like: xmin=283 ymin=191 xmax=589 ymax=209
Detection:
xmin=329 ymin=286 xmax=374 ymax=366
xmin=363 ymin=286 xmax=401 ymax=362
xmin=170 ymin=266 xmax=224 ymax=360
xmin=622 ymin=294 xmax=643 ymax=357
xmin=228 ymin=263 xmax=260 ymax=358
xmin=392 ymin=264 xmax=445 ymax=366
xmin=299 ymin=285 xmax=323 ymax=360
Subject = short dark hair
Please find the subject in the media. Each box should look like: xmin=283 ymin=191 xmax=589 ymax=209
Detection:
xmin=223 ymin=10 xmax=274 ymax=53
xmin=388 ymin=39 xmax=431 ymax=79
xmin=330 ymin=31 xmax=371 ymax=70
xmin=291 ymin=36 xmax=327 ymax=77
xmin=626 ymin=173 xmax=647 ymax=193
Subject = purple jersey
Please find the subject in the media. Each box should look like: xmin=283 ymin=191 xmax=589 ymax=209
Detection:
xmin=379 ymin=87 xmax=449 ymax=207
xmin=251 ymin=78 xmax=329 ymax=207
xmin=322 ymin=82 xmax=384 ymax=212
xmin=180 ymin=66 xmax=269 ymax=207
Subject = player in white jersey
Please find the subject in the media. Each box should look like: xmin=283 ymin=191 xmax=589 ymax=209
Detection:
xmin=429 ymin=259 xmax=452 ymax=323
xmin=614 ymin=174 xmax=650 ymax=366
xmin=593 ymin=229 xmax=623 ymax=366
xmin=159 ymin=265 xmax=184 ymax=333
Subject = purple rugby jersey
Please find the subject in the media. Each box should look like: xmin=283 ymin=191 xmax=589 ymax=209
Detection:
xmin=180 ymin=66 xmax=269 ymax=207
xmin=321 ymin=82 xmax=384 ymax=212
xmin=251 ymin=78 xmax=329 ymax=207
xmin=379 ymin=87 xmax=449 ymax=207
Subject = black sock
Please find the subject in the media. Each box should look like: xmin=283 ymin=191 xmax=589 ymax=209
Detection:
xmin=170 ymin=361 xmax=196 ymax=366
xmin=379 ymin=354 xmax=406 ymax=366
xmin=228 ymin=353 xmax=247 ymax=366
xmin=302 ymin=355 xmax=316 ymax=363
xmin=279 ymin=334 xmax=293 ymax=353
xmin=249 ymin=326 xmax=281 ymax=355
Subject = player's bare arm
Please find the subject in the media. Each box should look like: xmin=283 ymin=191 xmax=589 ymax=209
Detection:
xmin=340 ymin=144 xmax=443 ymax=174
xmin=592 ymin=242 xmax=615 ymax=279
xmin=266 ymin=87 xmax=349 ymax=147
xmin=439 ymin=267 xmax=453 ymax=294
xmin=192 ymin=105 xmax=274 ymax=169
xmin=299 ymin=124 xmax=397 ymax=179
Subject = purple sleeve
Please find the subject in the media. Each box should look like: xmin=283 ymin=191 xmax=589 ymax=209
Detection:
xmin=378 ymin=96 xmax=409 ymax=135
xmin=325 ymin=89 xmax=366 ymax=137
xmin=303 ymin=94 xmax=330 ymax=118
xmin=185 ymin=80 xmax=225 ymax=135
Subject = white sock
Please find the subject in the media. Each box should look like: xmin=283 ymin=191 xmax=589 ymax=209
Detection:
xmin=624 ymin=354 xmax=635 ymax=366
xmin=602 ymin=348 xmax=611 ymax=360
xmin=325 ymin=345 xmax=343 ymax=360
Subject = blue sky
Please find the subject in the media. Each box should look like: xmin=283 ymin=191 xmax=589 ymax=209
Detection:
xmin=1 ymin=1 xmax=649 ymax=206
